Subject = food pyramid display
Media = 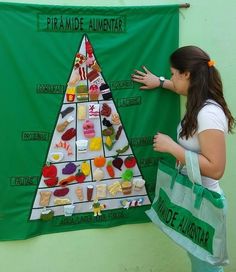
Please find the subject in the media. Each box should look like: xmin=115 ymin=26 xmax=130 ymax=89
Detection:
xmin=30 ymin=35 xmax=151 ymax=221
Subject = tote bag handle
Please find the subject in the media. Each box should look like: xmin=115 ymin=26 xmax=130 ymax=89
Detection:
xmin=185 ymin=150 xmax=202 ymax=185
xmin=185 ymin=151 xmax=204 ymax=209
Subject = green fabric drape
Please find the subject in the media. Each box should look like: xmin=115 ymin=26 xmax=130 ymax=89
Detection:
xmin=0 ymin=2 xmax=179 ymax=240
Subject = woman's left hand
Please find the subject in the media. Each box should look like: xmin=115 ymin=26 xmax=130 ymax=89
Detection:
xmin=153 ymin=132 xmax=176 ymax=153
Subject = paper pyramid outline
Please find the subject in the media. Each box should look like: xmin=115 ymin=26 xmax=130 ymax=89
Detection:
xmin=29 ymin=34 xmax=150 ymax=221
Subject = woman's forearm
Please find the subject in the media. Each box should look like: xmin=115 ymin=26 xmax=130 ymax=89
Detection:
xmin=161 ymin=78 xmax=176 ymax=92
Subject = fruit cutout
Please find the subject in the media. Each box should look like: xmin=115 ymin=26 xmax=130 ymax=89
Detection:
xmin=81 ymin=161 xmax=90 ymax=176
xmin=89 ymin=137 xmax=102 ymax=151
xmin=29 ymin=34 xmax=151 ymax=222
xmin=124 ymin=156 xmax=136 ymax=168
xmin=62 ymin=162 xmax=77 ymax=175
xmin=94 ymin=156 xmax=106 ymax=168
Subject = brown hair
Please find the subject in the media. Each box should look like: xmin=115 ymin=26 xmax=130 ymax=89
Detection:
xmin=170 ymin=46 xmax=235 ymax=139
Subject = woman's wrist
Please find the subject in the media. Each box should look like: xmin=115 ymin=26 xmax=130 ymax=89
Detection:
xmin=159 ymin=76 xmax=165 ymax=88
xmin=170 ymin=142 xmax=185 ymax=163
xmin=159 ymin=78 xmax=175 ymax=92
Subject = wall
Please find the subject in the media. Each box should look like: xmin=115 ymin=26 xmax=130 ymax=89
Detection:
xmin=0 ymin=1 xmax=235 ymax=272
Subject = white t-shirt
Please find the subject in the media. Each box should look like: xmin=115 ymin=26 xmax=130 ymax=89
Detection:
xmin=177 ymin=100 xmax=228 ymax=193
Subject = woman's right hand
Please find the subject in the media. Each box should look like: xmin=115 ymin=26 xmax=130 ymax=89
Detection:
xmin=131 ymin=66 xmax=160 ymax=90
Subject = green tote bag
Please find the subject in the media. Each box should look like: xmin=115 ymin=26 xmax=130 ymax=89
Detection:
xmin=146 ymin=151 xmax=229 ymax=266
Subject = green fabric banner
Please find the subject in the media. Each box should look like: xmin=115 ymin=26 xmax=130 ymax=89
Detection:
xmin=0 ymin=2 xmax=179 ymax=240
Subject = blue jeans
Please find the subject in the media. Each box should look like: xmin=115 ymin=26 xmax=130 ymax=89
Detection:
xmin=188 ymin=253 xmax=224 ymax=272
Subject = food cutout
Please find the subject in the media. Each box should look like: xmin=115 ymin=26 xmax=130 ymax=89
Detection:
xmin=49 ymin=152 xmax=64 ymax=163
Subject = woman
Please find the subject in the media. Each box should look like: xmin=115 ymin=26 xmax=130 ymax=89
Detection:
xmin=131 ymin=46 xmax=235 ymax=272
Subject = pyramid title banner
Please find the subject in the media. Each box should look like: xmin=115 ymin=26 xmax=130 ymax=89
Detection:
xmin=38 ymin=14 xmax=126 ymax=32
xmin=0 ymin=3 xmax=179 ymax=241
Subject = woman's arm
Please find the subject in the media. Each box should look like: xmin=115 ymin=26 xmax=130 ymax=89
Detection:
xmin=197 ymin=129 xmax=226 ymax=179
xmin=131 ymin=66 xmax=176 ymax=92
xmin=153 ymin=130 xmax=226 ymax=180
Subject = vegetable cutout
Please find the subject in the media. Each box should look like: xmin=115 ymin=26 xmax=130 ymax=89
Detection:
xmin=59 ymin=176 xmax=76 ymax=187
xmin=93 ymin=168 xmax=104 ymax=181
xmin=112 ymin=157 xmax=123 ymax=171
xmin=44 ymin=177 xmax=58 ymax=187
xmin=75 ymin=170 xmax=86 ymax=183
xmin=122 ymin=169 xmax=133 ymax=181
xmin=106 ymin=161 xmax=115 ymax=178
xmin=42 ymin=163 xmax=57 ymax=178
xmin=116 ymin=144 xmax=129 ymax=155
